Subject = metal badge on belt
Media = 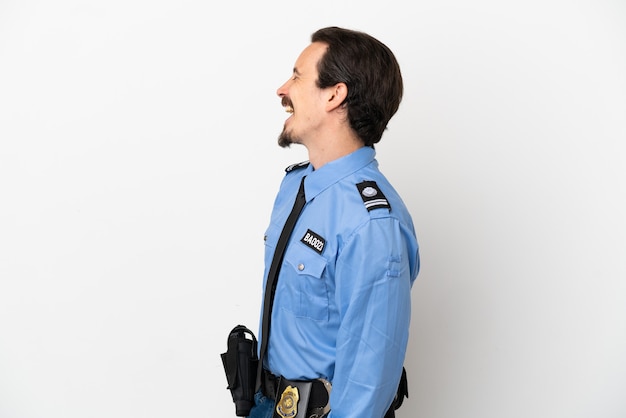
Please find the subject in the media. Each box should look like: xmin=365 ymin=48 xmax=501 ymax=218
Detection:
xmin=276 ymin=385 xmax=299 ymax=418
xmin=273 ymin=377 xmax=331 ymax=418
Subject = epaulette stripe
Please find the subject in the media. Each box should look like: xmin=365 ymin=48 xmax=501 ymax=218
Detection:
xmin=364 ymin=199 xmax=389 ymax=210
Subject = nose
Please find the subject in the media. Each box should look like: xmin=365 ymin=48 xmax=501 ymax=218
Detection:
xmin=276 ymin=79 xmax=289 ymax=97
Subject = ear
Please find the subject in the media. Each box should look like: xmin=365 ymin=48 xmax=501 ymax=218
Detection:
xmin=325 ymin=82 xmax=348 ymax=112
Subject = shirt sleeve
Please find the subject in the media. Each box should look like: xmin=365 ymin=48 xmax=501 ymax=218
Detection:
xmin=328 ymin=216 xmax=416 ymax=418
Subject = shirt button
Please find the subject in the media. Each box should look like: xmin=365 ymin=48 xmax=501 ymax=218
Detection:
xmin=298 ymin=263 xmax=305 ymax=271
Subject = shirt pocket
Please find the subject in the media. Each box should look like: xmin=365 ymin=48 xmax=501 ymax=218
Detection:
xmin=283 ymin=248 xmax=329 ymax=321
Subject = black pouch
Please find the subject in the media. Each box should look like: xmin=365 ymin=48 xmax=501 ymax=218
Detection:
xmin=384 ymin=367 xmax=409 ymax=418
xmin=221 ymin=325 xmax=259 ymax=417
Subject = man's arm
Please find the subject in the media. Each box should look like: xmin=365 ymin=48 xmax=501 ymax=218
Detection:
xmin=329 ymin=217 xmax=415 ymax=417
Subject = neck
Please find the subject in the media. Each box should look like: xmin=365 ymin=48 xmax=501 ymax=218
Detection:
xmin=306 ymin=129 xmax=364 ymax=170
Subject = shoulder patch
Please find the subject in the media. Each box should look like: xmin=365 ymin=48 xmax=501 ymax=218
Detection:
xmin=285 ymin=160 xmax=310 ymax=172
xmin=356 ymin=181 xmax=391 ymax=211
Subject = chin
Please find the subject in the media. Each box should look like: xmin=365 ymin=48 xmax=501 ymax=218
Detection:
xmin=278 ymin=131 xmax=293 ymax=148
xmin=279 ymin=123 xmax=297 ymax=145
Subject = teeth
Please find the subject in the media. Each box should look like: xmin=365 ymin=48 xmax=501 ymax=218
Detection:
xmin=285 ymin=105 xmax=294 ymax=114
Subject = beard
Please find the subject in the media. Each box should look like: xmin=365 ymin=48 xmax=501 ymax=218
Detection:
xmin=278 ymin=125 xmax=303 ymax=148
xmin=278 ymin=96 xmax=300 ymax=148
xmin=278 ymin=127 xmax=294 ymax=148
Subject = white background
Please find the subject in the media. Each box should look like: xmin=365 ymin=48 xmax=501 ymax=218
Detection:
xmin=1 ymin=1 xmax=625 ymax=417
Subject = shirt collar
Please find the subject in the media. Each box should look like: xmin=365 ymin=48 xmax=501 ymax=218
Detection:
xmin=302 ymin=146 xmax=377 ymax=201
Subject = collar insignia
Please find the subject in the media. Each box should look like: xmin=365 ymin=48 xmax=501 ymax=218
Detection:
xmin=285 ymin=160 xmax=310 ymax=172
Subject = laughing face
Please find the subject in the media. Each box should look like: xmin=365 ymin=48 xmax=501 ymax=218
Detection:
xmin=276 ymin=42 xmax=329 ymax=148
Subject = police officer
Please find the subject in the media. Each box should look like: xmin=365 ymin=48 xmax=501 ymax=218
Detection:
xmin=249 ymin=26 xmax=420 ymax=418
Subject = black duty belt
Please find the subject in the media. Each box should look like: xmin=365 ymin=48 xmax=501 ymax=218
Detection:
xmin=262 ymin=370 xmax=331 ymax=418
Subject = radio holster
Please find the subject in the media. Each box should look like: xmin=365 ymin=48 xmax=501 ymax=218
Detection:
xmin=221 ymin=325 xmax=259 ymax=416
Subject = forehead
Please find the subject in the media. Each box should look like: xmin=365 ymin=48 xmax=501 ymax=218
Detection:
xmin=294 ymin=42 xmax=327 ymax=75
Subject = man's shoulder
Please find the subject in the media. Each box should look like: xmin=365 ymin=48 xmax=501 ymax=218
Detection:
xmin=344 ymin=169 xmax=413 ymax=223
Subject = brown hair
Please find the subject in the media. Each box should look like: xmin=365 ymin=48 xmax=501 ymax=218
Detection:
xmin=311 ymin=26 xmax=403 ymax=147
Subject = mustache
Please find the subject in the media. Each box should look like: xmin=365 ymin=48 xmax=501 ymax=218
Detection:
xmin=281 ymin=97 xmax=293 ymax=108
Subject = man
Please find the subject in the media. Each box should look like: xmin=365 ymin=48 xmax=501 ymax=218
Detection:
xmin=250 ymin=26 xmax=420 ymax=418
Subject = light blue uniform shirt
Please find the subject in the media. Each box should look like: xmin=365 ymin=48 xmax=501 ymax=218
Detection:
xmin=259 ymin=146 xmax=419 ymax=418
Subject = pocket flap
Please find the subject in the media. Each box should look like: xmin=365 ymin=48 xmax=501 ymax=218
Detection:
xmin=285 ymin=247 xmax=327 ymax=278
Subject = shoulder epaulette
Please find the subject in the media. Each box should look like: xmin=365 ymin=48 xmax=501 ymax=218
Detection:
xmin=285 ymin=160 xmax=310 ymax=172
xmin=356 ymin=180 xmax=391 ymax=211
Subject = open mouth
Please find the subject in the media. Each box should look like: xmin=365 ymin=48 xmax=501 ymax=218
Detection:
xmin=282 ymin=97 xmax=294 ymax=114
